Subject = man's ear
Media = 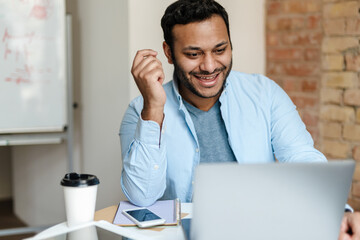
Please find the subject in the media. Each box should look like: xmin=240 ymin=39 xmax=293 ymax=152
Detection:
xmin=163 ymin=41 xmax=173 ymax=64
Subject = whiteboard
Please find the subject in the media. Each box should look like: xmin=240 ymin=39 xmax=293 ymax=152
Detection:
xmin=0 ymin=0 xmax=67 ymax=133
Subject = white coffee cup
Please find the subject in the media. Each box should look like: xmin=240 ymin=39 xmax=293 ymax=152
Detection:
xmin=61 ymin=173 xmax=100 ymax=227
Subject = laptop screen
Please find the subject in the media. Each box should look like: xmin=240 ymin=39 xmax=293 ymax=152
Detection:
xmin=191 ymin=161 xmax=355 ymax=240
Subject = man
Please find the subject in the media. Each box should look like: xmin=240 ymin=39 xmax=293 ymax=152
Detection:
xmin=120 ymin=0 xmax=360 ymax=239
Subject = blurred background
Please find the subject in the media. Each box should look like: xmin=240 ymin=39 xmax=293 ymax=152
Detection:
xmin=0 ymin=0 xmax=359 ymax=237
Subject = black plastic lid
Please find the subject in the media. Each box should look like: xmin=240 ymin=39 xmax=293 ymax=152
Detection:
xmin=60 ymin=172 xmax=100 ymax=187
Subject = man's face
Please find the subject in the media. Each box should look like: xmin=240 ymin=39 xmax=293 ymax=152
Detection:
xmin=168 ymin=15 xmax=232 ymax=101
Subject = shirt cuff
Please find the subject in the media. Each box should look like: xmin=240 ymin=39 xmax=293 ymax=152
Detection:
xmin=345 ymin=204 xmax=354 ymax=213
xmin=135 ymin=115 xmax=164 ymax=146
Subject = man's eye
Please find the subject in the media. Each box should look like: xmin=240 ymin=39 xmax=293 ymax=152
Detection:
xmin=185 ymin=52 xmax=200 ymax=58
xmin=215 ymin=48 xmax=226 ymax=54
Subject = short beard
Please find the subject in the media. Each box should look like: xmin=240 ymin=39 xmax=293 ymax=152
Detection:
xmin=173 ymin=58 xmax=232 ymax=99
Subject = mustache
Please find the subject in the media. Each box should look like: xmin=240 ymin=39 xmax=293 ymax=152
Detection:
xmin=189 ymin=66 xmax=227 ymax=76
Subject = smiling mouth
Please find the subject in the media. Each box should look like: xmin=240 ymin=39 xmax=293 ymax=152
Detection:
xmin=194 ymin=74 xmax=219 ymax=80
xmin=193 ymin=73 xmax=220 ymax=87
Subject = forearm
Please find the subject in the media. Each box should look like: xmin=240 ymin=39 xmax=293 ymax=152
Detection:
xmin=121 ymin=138 xmax=167 ymax=206
xmin=120 ymin=110 xmax=167 ymax=206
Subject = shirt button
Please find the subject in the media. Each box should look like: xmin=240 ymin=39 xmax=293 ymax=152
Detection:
xmin=154 ymin=165 xmax=159 ymax=170
xmin=195 ymin=148 xmax=199 ymax=153
xmin=162 ymin=129 xmax=165 ymax=134
xmin=192 ymin=181 xmax=194 ymax=185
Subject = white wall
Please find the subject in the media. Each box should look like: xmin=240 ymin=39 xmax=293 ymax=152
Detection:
xmin=75 ymin=0 xmax=129 ymax=210
xmin=220 ymin=0 xmax=265 ymax=75
xmin=10 ymin=0 xmax=265 ymax=226
xmin=12 ymin=144 xmax=67 ymax=225
xmin=128 ymin=0 xmax=175 ymax=100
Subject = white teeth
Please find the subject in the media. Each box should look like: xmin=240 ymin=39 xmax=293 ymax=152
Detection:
xmin=198 ymin=76 xmax=215 ymax=80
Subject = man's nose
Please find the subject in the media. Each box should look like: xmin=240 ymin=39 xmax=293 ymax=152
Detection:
xmin=199 ymin=54 xmax=216 ymax=74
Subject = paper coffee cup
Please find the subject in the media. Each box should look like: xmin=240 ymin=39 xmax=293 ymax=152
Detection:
xmin=61 ymin=173 xmax=100 ymax=227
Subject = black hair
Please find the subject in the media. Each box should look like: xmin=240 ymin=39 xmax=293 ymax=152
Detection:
xmin=161 ymin=0 xmax=231 ymax=51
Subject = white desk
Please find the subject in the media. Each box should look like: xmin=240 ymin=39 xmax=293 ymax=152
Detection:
xmin=27 ymin=203 xmax=192 ymax=240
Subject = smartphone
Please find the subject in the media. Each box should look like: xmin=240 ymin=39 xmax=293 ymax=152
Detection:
xmin=122 ymin=208 xmax=166 ymax=228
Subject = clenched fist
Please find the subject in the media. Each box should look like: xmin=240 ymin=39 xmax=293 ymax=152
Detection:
xmin=131 ymin=49 xmax=166 ymax=127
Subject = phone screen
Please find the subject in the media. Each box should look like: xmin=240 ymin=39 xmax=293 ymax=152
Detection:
xmin=125 ymin=209 xmax=162 ymax=222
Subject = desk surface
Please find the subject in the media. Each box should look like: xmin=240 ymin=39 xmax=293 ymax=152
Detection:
xmin=29 ymin=203 xmax=192 ymax=240
xmin=94 ymin=203 xmax=192 ymax=225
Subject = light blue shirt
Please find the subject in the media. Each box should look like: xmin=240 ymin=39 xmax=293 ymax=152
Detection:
xmin=119 ymin=71 xmax=326 ymax=207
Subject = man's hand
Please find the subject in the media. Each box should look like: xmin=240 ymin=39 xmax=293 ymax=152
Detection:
xmin=131 ymin=49 xmax=166 ymax=126
xmin=339 ymin=212 xmax=360 ymax=240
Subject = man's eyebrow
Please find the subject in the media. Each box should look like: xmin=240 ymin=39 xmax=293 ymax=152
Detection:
xmin=215 ymin=41 xmax=229 ymax=48
xmin=182 ymin=41 xmax=229 ymax=51
xmin=182 ymin=46 xmax=201 ymax=51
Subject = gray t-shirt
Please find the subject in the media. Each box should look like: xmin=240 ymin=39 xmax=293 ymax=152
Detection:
xmin=183 ymin=100 xmax=237 ymax=163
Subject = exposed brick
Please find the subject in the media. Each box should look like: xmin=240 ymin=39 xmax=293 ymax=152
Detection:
xmin=320 ymin=88 xmax=342 ymax=104
xmin=266 ymin=18 xmax=277 ymax=31
xmin=268 ymin=48 xmax=303 ymax=61
xmin=307 ymin=15 xmax=322 ymax=29
xmin=323 ymin=1 xmax=359 ymax=18
xmin=320 ymin=122 xmax=342 ymax=139
xmin=301 ymin=111 xmax=318 ymax=127
xmin=354 ymin=164 xmax=360 ymax=181
xmin=352 ymin=181 xmax=360 ymax=198
xmin=322 ymin=139 xmax=351 ymax=158
xmin=307 ymin=126 xmax=320 ymax=145
xmin=323 ymin=19 xmax=346 ymax=35
xmin=348 ymin=198 xmax=360 ymax=211
xmin=301 ymin=79 xmax=318 ymax=92
xmin=271 ymin=75 xmax=283 ymax=86
xmin=320 ymin=105 xmax=355 ymax=122
xmin=354 ymin=145 xmax=360 ymax=161
xmin=284 ymin=63 xmax=320 ymax=77
xmin=305 ymin=48 xmax=321 ymax=61
xmin=267 ymin=33 xmax=280 ymax=46
xmin=322 ymin=37 xmax=359 ymax=54
xmin=283 ymin=1 xmax=321 ymax=14
xmin=282 ymin=31 xmax=322 ymax=46
xmin=290 ymin=95 xmax=318 ymax=108
xmin=322 ymin=54 xmax=344 ymax=71
xmin=267 ymin=1 xmax=282 ymax=15
xmin=268 ymin=62 xmax=320 ymax=77
xmin=344 ymin=89 xmax=360 ymax=107
xmin=343 ymin=124 xmax=360 ymax=141
xmin=346 ymin=18 xmax=360 ymax=35
xmin=345 ymin=53 xmax=360 ymax=72
xmin=357 ymin=109 xmax=360 ymax=123
xmin=267 ymin=17 xmax=305 ymax=31
xmin=282 ymin=78 xmax=299 ymax=92
xmin=267 ymin=62 xmax=282 ymax=76
xmin=322 ymin=72 xmax=358 ymax=89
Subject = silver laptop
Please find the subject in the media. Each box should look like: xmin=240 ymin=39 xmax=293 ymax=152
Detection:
xmin=191 ymin=161 xmax=355 ymax=240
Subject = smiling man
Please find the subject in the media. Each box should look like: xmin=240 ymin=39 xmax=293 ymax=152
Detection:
xmin=119 ymin=0 xmax=360 ymax=239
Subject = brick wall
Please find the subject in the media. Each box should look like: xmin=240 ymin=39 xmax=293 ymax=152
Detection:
xmin=266 ymin=0 xmax=360 ymax=210
xmin=322 ymin=0 xmax=360 ymax=210
xmin=266 ymin=0 xmax=323 ymax=146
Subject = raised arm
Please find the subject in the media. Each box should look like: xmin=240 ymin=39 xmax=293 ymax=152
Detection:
xmin=120 ymin=49 xmax=167 ymax=206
